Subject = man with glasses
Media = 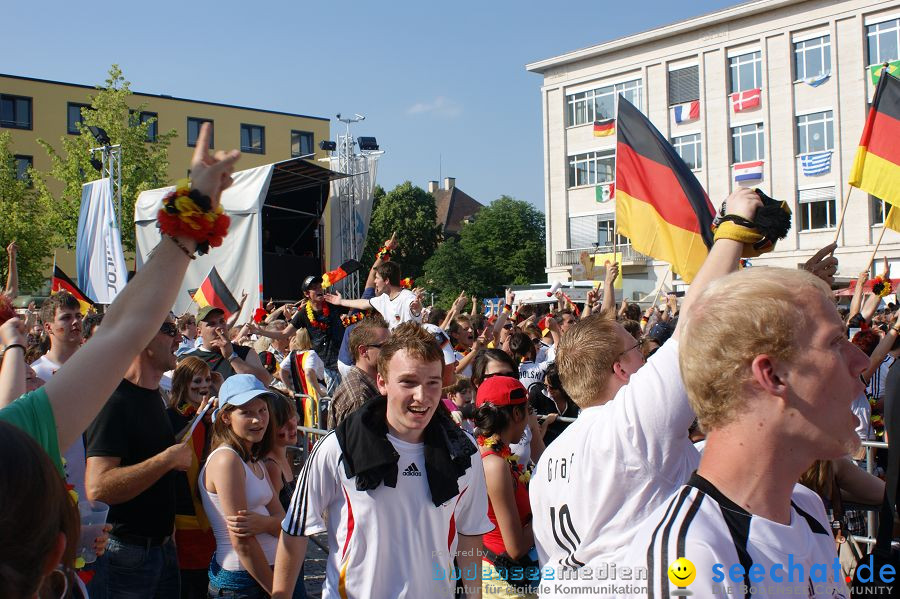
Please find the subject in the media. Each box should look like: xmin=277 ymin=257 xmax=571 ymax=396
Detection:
xmin=85 ymin=314 xmax=194 ymax=598
xmin=327 ymin=313 xmax=390 ymax=426
xmin=529 ymin=188 xmax=762 ymax=597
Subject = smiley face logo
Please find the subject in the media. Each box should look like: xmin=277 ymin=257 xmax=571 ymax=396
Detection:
xmin=667 ymin=557 xmax=696 ymax=588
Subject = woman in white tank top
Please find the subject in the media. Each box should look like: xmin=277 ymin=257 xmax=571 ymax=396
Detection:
xmin=199 ymin=374 xmax=286 ymax=598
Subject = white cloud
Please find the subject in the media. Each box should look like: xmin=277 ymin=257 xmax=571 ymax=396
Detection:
xmin=406 ymin=96 xmax=462 ymax=118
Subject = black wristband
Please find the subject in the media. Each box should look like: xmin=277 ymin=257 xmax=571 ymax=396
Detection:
xmin=2 ymin=343 xmax=25 ymax=355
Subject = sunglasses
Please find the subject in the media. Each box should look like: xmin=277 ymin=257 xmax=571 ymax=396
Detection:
xmin=366 ymin=342 xmax=386 ymax=349
xmin=503 ymin=323 xmax=514 ymax=330
xmin=483 ymin=371 xmax=516 ymax=380
xmin=159 ymin=322 xmax=179 ymax=338
xmin=615 ymin=338 xmax=645 ymax=360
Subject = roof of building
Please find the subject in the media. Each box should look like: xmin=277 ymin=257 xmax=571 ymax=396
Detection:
xmin=433 ymin=186 xmax=484 ymax=235
xmin=0 ymin=72 xmax=330 ymax=122
xmin=525 ymin=0 xmax=797 ymax=73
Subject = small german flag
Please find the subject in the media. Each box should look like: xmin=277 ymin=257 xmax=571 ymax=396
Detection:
xmin=849 ymin=73 xmax=900 ymax=208
xmin=593 ymin=119 xmax=615 ymax=137
xmin=321 ymin=259 xmax=363 ymax=289
xmin=51 ymin=266 xmax=96 ymax=315
xmin=192 ymin=267 xmax=240 ymax=317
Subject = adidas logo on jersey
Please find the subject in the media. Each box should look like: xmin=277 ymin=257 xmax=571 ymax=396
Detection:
xmin=402 ymin=463 xmax=422 ymax=477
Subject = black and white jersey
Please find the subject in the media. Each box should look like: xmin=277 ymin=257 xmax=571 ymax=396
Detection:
xmin=625 ymin=473 xmax=848 ymax=599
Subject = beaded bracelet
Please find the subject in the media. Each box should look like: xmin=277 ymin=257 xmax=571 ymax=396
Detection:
xmin=157 ymin=180 xmax=230 ymax=256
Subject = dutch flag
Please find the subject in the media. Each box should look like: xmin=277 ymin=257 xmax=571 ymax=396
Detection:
xmin=672 ymin=100 xmax=700 ymax=124
xmin=800 ymin=151 xmax=832 ymax=176
xmin=733 ymin=161 xmax=764 ymax=182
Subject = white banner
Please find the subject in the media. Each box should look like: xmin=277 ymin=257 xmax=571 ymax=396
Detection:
xmin=76 ymin=178 xmax=128 ymax=304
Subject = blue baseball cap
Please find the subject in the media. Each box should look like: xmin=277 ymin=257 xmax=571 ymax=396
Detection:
xmin=212 ymin=374 xmax=277 ymax=421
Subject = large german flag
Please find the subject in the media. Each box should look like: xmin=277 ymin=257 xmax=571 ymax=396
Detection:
xmin=51 ymin=266 xmax=96 ymax=315
xmin=849 ymin=73 xmax=900 ymax=207
xmin=192 ymin=267 xmax=240 ymax=317
xmin=615 ymin=97 xmax=715 ymax=283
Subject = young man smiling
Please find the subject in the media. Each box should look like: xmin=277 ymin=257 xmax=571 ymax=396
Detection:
xmin=272 ymin=322 xmax=492 ymax=599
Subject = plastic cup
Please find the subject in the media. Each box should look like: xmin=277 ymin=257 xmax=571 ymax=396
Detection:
xmin=77 ymin=500 xmax=109 ymax=564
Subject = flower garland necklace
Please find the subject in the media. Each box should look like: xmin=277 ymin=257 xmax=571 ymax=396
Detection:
xmin=477 ymin=434 xmax=532 ymax=485
xmin=306 ymin=301 xmax=330 ymax=331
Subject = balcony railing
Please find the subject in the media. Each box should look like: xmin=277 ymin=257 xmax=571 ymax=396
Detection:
xmin=553 ymin=244 xmax=651 ymax=267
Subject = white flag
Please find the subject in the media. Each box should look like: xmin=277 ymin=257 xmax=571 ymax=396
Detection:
xmin=76 ymin=178 xmax=128 ymax=304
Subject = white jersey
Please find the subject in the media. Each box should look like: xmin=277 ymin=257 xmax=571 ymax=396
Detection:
xmin=520 ymin=358 xmax=551 ymax=392
xmin=625 ymin=475 xmax=848 ymax=599
xmin=32 ymin=355 xmax=88 ymax=500
xmin=282 ymin=431 xmax=493 ymax=599
xmin=866 ymin=354 xmax=895 ymax=399
xmin=529 ymin=340 xmax=699 ymax=598
xmin=509 ymin=424 xmax=533 ymax=465
xmin=851 ymin=394 xmax=872 ymax=442
xmin=369 ymin=289 xmax=421 ymax=331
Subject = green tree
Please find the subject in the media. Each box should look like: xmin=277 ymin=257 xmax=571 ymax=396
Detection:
xmin=361 ymin=181 xmax=441 ymax=280
xmin=0 ymin=133 xmax=61 ymax=291
xmin=424 ymin=196 xmax=545 ymax=307
xmin=32 ymin=65 xmax=176 ymax=250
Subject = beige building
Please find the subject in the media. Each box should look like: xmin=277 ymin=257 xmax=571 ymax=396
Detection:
xmin=1 ymin=72 xmax=330 ymax=186
xmin=527 ymin=0 xmax=900 ymax=298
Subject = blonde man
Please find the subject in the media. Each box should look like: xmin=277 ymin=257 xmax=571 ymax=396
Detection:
xmin=529 ymin=189 xmax=763 ymax=598
xmin=624 ymin=266 xmax=862 ymax=598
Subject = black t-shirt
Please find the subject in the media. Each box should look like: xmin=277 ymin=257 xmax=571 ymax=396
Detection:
xmin=85 ymin=379 xmax=177 ymax=538
xmin=290 ymin=306 xmax=345 ymax=369
xmin=180 ymin=344 xmax=251 ymax=381
xmin=529 ymin=383 xmax=580 ymax=446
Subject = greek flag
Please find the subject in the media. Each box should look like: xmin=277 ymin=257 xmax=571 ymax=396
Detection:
xmin=800 ymin=151 xmax=832 ymax=176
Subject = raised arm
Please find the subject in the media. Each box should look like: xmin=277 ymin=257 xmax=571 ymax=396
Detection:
xmin=43 ymin=123 xmax=240 ymax=449
xmin=4 ymin=242 xmax=17 ymax=299
xmin=226 ymin=291 xmax=248 ymax=330
xmin=323 ymin=292 xmax=370 ymax=312
xmin=442 ymin=291 xmax=467 ymax=330
xmin=848 ymin=272 xmax=869 ymax=323
xmin=0 ymin=318 xmax=26 ymax=407
xmin=599 ymin=262 xmax=619 ymax=318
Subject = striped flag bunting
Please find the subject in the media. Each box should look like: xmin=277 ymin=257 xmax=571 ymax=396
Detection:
xmin=672 ymin=100 xmax=700 ymax=124
xmin=800 ymin=151 xmax=832 ymax=176
xmin=803 ymin=72 xmax=831 ymax=87
xmin=733 ymin=161 xmax=764 ymax=182
xmin=593 ymin=119 xmax=615 ymax=137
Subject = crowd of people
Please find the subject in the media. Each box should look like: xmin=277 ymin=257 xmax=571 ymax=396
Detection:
xmin=1 ymin=124 xmax=897 ymax=599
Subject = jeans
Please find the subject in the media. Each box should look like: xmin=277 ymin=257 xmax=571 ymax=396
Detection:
xmin=104 ymin=536 xmax=180 ymax=599
xmin=207 ymin=559 xmax=307 ymax=599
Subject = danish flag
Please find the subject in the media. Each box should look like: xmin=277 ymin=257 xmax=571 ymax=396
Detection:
xmin=730 ymin=88 xmax=761 ymax=112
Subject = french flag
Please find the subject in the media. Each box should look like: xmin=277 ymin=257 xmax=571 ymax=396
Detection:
xmin=733 ymin=160 xmax=764 ymax=182
xmin=730 ymin=88 xmax=761 ymax=112
xmin=672 ymin=100 xmax=700 ymax=124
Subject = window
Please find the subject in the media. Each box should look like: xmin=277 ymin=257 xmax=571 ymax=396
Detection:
xmin=796 ymin=111 xmax=834 ymax=155
xmin=140 ymin=111 xmax=158 ymax=142
xmin=794 ymin=35 xmax=831 ymax=80
xmin=668 ymin=66 xmax=700 ymax=105
xmin=731 ymin=123 xmax=764 ymax=163
xmin=565 ymin=79 xmax=643 ymax=127
xmin=67 ymin=103 xmax=91 ymax=134
xmin=240 ymin=124 xmax=265 ymax=154
xmin=729 ymin=51 xmax=762 ymax=93
xmin=291 ymin=130 xmax=314 ymax=157
xmin=872 ymin=195 xmax=888 ymax=225
xmin=567 ymin=150 xmax=615 ymax=188
xmin=671 ymin=133 xmax=702 ymax=170
xmin=798 ymin=187 xmax=836 ymax=231
xmin=0 ymin=94 xmax=32 ymax=129
xmin=597 ymin=216 xmax=629 ymax=247
xmin=13 ymin=155 xmax=32 ymax=186
xmin=187 ymin=117 xmax=213 ymax=147
xmin=867 ymin=18 xmax=900 ymax=66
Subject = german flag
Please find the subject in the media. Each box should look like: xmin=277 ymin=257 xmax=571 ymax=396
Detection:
xmin=593 ymin=119 xmax=615 ymax=137
xmin=849 ymin=73 xmax=900 ymax=207
xmin=192 ymin=267 xmax=240 ymax=317
xmin=615 ymin=97 xmax=715 ymax=283
xmin=320 ymin=259 xmax=363 ymax=289
xmin=51 ymin=266 xmax=96 ymax=315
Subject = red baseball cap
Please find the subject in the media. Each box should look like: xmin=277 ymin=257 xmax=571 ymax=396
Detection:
xmin=476 ymin=376 xmax=528 ymax=408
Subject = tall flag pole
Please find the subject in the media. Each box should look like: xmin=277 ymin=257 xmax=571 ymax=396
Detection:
xmin=614 ymin=97 xmax=716 ymax=283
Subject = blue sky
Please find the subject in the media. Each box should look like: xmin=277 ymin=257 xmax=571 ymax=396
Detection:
xmin=3 ymin=0 xmax=738 ymax=211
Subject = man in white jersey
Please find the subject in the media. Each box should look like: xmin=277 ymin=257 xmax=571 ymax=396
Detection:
xmin=626 ymin=263 xmax=856 ymax=598
xmin=31 ymin=292 xmax=86 ymax=496
xmin=325 ymin=261 xmax=423 ymax=330
xmin=529 ymin=189 xmax=764 ymax=597
xmin=272 ymin=322 xmax=492 ymax=599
